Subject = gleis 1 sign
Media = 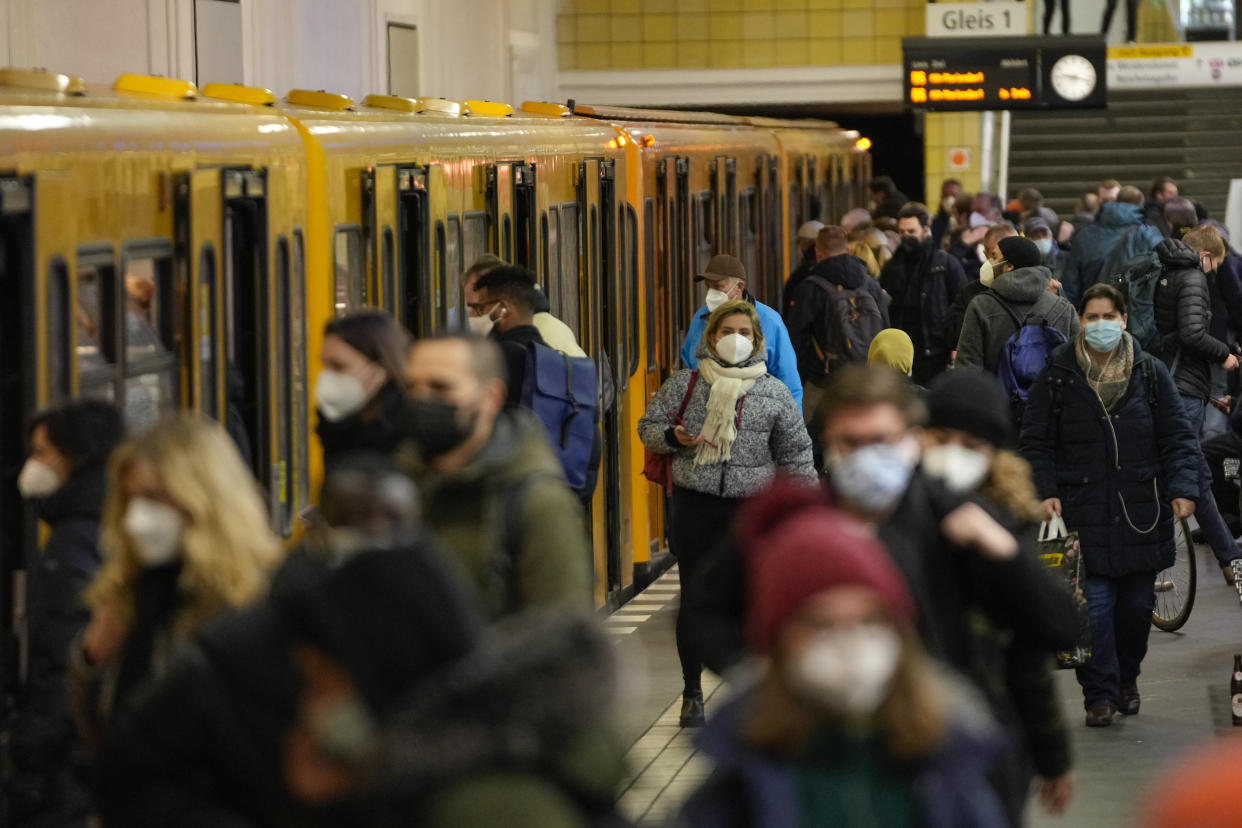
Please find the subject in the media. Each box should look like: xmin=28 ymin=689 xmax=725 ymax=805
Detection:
xmin=925 ymin=1 xmax=1028 ymax=38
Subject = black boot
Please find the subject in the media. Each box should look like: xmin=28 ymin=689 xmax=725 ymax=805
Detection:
xmin=679 ymin=691 xmax=705 ymax=728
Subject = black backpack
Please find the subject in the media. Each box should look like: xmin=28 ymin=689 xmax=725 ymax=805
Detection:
xmin=1110 ymin=250 xmax=1164 ymax=356
xmin=806 ymin=275 xmax=885 ymax=373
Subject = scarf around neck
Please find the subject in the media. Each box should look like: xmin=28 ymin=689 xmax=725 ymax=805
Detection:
xmin=693 ymin=357 xmax=767 ymax=466
xmin=1076 ymin=332 xmax=1134 ymax=411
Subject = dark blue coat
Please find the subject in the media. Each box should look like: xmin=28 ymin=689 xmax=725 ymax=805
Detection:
xmin=677 ymin=687 xmax=1008 ymax=828
xmin=1019 ymin=338 xmax=1200 ymax=576
xmin=1061 ymin=202 xmax=1163 ymax=302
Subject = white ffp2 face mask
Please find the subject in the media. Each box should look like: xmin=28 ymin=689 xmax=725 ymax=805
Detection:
xmin=467 ymin=313 xmax=494 ymax=337
xmin=786 ymin=624 xmax=902 ymax=717
xmin=124 ymin=497 xmax=185 ymax=567
xmin=17 ymin=458 xmax=61 ymax=499
xmin=978 ymin=260 xmax=996 ymax=287
xmin=715 ymin=332 xmax=754 ymax=365
xmin=315 ymin=370 xmax=371 ymax=422
xmin=705 ymin=288 xmax=731 ymax=313
xmin=921 ymin=443 xmax=992 ymax=494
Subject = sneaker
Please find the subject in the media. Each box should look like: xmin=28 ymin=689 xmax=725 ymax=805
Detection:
xmin=1119 ymin=685 xmax=1140 ymax=716
xmin=679 ymin=693 xmax=705 ymax=728
xmin=1085 ymin=702 xmax=1115 ymax=727
xmin=1224 ymin=564 xmax=1238 ymax=587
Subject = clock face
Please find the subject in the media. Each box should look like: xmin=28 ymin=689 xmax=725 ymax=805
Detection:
xmin=1051 ymin=54 xmax=1097 ymax=102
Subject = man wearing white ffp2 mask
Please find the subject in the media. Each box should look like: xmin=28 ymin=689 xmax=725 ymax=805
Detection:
xmin=679 ymin=254 xmax=803 ymax=408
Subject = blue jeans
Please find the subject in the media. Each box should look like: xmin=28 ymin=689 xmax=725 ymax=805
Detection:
xmin=1180 ymin=394 xmax=1239 ymax=567
xmin=1076 ymin=572 xmax=1156 ymax=709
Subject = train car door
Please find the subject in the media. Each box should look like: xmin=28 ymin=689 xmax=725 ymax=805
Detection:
xmin=486 ymin=164 xmax=515 ymax=261
xmin=367 ymin=165 xmax=432 ymax=334
xmin=362 ymin=165 xmax=399 ymax=318
xmin=0 ymin=174 xmax=35 ymax=708
xmin=757 ymin=154 xmax=783 ymax=299
xmin=512 ymin=163 xmax=537 ymax=273
xmin=597 ymin=159 xmax=624 ymax=595
xmin=711 ymin=156 xmax=738 ymax=258
xmin=177 ymin=169 xmax=224 ymax=420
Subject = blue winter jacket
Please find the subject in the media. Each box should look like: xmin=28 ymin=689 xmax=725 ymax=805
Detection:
xmin=680 ymin=296 xmax=802 ymax=407
xmin=1019 ymin=337 xmax=1200 ymax=577
xmin=676 ymin=685 xmax=1009 ymax=828
xmin=1062 ymin=202 xmax=1163 ymax=302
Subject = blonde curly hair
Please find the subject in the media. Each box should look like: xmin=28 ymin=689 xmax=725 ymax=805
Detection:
xmin=87 ymin=414 xmax=283 ymax=640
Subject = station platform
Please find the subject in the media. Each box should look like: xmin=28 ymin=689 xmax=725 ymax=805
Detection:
xmin=609 ymin=546 xmax=1242 ymax=828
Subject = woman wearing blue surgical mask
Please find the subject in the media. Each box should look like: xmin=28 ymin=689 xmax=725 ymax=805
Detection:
xmin=315 ymin=312 xmax=410 ymax=472
xmin=69 ymin=416 xmax=282 ymax=751
xmin=639 ymin=301 xmax=815 ymax=727
xmin=1020 ymin=283 xmax=1201 ymax=729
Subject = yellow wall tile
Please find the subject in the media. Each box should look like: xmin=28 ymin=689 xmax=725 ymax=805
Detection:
xmin=611 ymin=42 xmax=643 ymax=67
xmin=841 ymin=0 xmax=870 ymax=8
xmin=807 ymin=0 xmax=840 ymax=6
xmin=808 ymin=9 xmax=840 ymax=36
xmin=742 ymin=39 xmax=778 ymax=65
xmin=577 ymin=14 xmax=612 ymax=41
xmin=677 ymin=40 xmax=711 ymax=66
xmin=558 ymin=44 xmax=578 ymax=69
xmin=841 ymin=38 xmax=874 ymax=63
xmin=678 ymin=0 xmax=708 ymax=11
xmin=708 ymin=0 xmax=743 ymax=10
xmin=677 ymin=12 xmax=709 ymax=39
xmin=612 ymin=0 xmax=642 ymax=12
xmin=742 ymin=11 xmax=776 ymax=38
xmin=743 ymin=0 xmax=776 ymax=9
xmin=907 ymin=8 xmax=925 ymax=33
xmin=873 ymin=0 xmax=906 ymax=7
xmin=561 ymin=0 xmax=577 ymax=13
xmin=577 ymin=44 xmax=613 ymax=69
xmin=710 ymin=38 xmax=746 ymax=65
xmin=840 ymin=9 xmax=873 ymax=35
xmin=613 ymin=14 xmax=643 ymax=40
xmin=809 ymin=37 xmax=842 ymax=64
xmin=709 ymin=12 xmax=743 ymax=38
xmin=643 ymin=41 xmax=678 ymax=66
xmin=924 ymin=115 xmax=942 ymax=145
xmin=644 ymin=12 xmax=676 ymax=39
xmin=577 ymin=0 xmax=609 ymax=12
xmin=774 ymin=0 xmax=807 ymax=9
xmin=774 ymin=39 xmax=810 ymax=65
xmin=642 ymin=0 xmax=666 ymax=10
xmin=556 ymin=15 xmax=576 ymax=43
xmin=774 ymin=10 xmax=808 ymax=35
xmin=875 ymin=9 xmax=905 ymax=34
xmin=875 ymin=35 xmax=902 ymax=63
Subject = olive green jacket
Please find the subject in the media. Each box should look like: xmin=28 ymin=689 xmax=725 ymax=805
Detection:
xmin=401 ymin=410 xmax=591 ymax=619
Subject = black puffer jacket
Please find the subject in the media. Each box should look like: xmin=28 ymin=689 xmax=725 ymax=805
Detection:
xmin=1020 ymin=338 xmax=1201 ymax=576
xmin=786 ymin=253 xmax=890 ymax=383
xmin=1154 ymin=238 xmax=1231 ymax=401
xmin=880 ymin=241 xmax=967 ymax=360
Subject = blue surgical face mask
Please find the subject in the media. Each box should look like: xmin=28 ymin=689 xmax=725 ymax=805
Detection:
xmin=1083 ymin=320 xmax=1124 ymax=352
xmin=827 ymin=438 xmax=919 ymax=514
xmin=1034 ymin=238 xmax=1054 ymax=256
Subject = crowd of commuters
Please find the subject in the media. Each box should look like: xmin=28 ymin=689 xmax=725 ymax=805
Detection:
xmin=6 ymin=168 xmax=1242 ymax=828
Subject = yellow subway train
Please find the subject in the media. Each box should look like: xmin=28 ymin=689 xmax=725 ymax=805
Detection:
xmin=0 ymin=66 xmax=870 ymax=672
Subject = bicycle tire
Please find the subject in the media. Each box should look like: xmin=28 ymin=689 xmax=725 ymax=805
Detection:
xmin=1152 ymin=516 xmax=1196 ymax=632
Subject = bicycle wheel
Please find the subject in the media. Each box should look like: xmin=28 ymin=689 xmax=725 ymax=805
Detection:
xmin=1152 ymin=516 xmax=1197 ymax=632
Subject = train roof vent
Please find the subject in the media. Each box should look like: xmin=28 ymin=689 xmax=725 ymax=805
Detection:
xmin=0 ymin=67 xmax=86 ymax=94
xmin=114 ymin=73 xmax=198 ymax=99
xmin=201 ymin=83 xmax=276 ymax=106
xmin=285 ymin=89 xmax=354 ymax=110
xmin=362 ymin=94 xmax=418 ymax=113
xmin=415 ymin=97 xmax=464 ymax=116
xmin=520 ymin=101 xmax=571 ymax=117
xmin=464 ymin=100 xmax=513 ymax=117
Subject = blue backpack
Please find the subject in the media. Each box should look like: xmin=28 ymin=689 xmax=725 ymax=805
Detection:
xmin=990 ymin=294 xmax=1069 ymax=424
xmin=520 ymin=342 xmax=599 ymax=492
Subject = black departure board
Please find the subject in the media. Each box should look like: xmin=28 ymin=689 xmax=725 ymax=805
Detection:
xmin=902 ymin=36 xmax=1107 ymax=112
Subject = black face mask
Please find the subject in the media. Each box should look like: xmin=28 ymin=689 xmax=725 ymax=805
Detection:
xmin=899 ymin=235 xmax=924 ymax=255
xmin=405 ymin=398 xmax=476 ymax=458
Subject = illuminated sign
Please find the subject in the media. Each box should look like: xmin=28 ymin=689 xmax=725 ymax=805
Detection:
xmin=903 ymin=35 xmax=1107 ymax=111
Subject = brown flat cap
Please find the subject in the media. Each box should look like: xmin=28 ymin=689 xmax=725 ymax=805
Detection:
xmin=695 ymin=253 xmax=745 ymax=282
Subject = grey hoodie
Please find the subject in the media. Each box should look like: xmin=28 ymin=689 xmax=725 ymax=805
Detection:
xmin=955 ymin=265 xmax=1079 ymax=373
xmin=637 ymin=350 xmax=816 ymax=498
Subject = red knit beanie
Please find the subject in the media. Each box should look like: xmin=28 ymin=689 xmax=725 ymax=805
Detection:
xmin=736 ymin=477 xmax=916 ymax=654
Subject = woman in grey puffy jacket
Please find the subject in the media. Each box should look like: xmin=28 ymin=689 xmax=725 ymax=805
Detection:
xmin=638 ymin=300 xmax=815 ymax=728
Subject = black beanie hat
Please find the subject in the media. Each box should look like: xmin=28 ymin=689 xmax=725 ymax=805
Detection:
xmin=997 ymin=236 xmax=1043 ymax=270
xmin=926 ymin=368 xmax=1016 ymax=448
xmin=279 ymin=540 xmax=484 ymax=715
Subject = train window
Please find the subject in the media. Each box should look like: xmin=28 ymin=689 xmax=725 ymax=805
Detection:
xmin=120 ymin=246 xmax=178 ymax=429
xmin=46 ymin=258 xmax=70 ymax=401
xmin=740 ymin=187 xmax=758 ymax=295
xmin=274 ymin=237 xmax=293 ymax=536
xmin=382 ymin=228 xmax=395 ymax=315
xmin=559 ymin=202 xmax=579 ymax=333
xmin=625 ymin=204 xmax=640 ymax=376
xmin=546 ymin=206 xmax=560 ymax=311
xmin=788 ymin=185 xmax=802 ymax=266
xmin=502 ymin=214 xmax=513 ymax=262
xmin=696 ymin=190 xmax=713 ymax=271
xmin=643 ymin=199 xmax=656 ymax=372
xmin=291 ymin=230 xmax=309 ymax=519
xmin=75 ymin=251 xmax=117 ymax=401
xmin=332 ymin=226 xmax=364 ymax=315
xmin=462 ymin=211 xmax=488 ymax=276
xmin=445 ymin=215 xmax=463 ymax=328
xmin=198 ymin=245 xmax=218 ymax=418
xmin=434 ymin=221 xmax=447 ymax=331
xmin=539 ymin=212 xmax=549 ymax=288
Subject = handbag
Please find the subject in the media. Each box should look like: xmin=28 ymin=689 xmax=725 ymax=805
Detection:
xmin=642 ymin=372 xmax=698 ymax=496
xmin=1037 ymin=514 xmax=1092 ymax=668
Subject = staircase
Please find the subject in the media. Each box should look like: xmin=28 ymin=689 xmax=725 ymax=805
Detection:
xmin=1007 ymin=87 xmax=1242 ymax=221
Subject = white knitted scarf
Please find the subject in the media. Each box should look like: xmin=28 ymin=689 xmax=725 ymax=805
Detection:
xmin=693 ymin=357 xmax=767 ymax=466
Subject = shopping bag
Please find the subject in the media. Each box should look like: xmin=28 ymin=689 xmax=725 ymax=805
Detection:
xmin=1037 ymin=514 xmax=1092 ymax=668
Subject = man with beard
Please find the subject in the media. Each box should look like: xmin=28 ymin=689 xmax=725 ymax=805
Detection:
xmin=401 ymin=334 xmax=590 ymax=618
xmin=880 ymin=202 xmax=968 ymax=385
